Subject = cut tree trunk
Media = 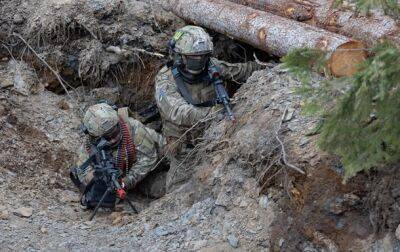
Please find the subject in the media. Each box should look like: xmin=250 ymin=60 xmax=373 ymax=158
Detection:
xmin=162 ymin=0 xmax=366 ymax=76
xmin=228 ymin=0 xmax=400 ymax=47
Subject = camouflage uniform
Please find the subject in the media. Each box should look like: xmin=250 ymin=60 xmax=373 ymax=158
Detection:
xmin=155 ymin=26 xmax=262 ymax=190
xmin=75 ymin=105 xmax=166 ymax=191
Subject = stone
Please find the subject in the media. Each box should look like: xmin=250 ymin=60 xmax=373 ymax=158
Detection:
xmin=259 ymin=195 xmax=269 ymax=209
xmin=13 ymin=14 xmax=24 ymax=24
xmin=154 ymin=226 xmax=171 ymax=237
xmin=110 ymin=212 xmax=123 ymax=226
xmin=215 ymin=191 xmax=231 ymax=208
xmin=279 ymin=238 xmax=285 ymax=247
xmin=7 ymin=60 xmax=41 ymax=95
xmin=40 ymin=227 xmax=48 ymax=234
xmin=227 ymin=234 xmax=239 ymax=248
xmin=395 ymin=224 xmax=400 ymax=240
xmin=112 ymin=216 xmax=123 ymax=226
xmin=299 ymin=137 xmax=310 ymax=147
xmin=283 ymin=107 xmax=295 ymax=122
xmin=13 ymin=207 xmax=33 ymax=218
xmin=0 ymin=210 xmax=9 ymax=220
xmin=239 ymin=199 xmax=250 ymax=208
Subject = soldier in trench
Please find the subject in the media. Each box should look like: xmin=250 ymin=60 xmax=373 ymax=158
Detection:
xmin=155 ymin=25 xmax=263 ymax=191
xmin=70 ymin=103 xmax=167 ymax=202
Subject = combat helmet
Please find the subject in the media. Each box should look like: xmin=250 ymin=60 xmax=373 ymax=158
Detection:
xmin=83 ymin=103 xmax=119 ymax=137
xmin=171 ymin=25 xmax=213 ymax=55
xmin=170 ymin=26 xmax=213 ymax=74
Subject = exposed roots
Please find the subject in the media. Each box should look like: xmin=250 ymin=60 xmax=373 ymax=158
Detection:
xmin=78 ymin=40 xmax=104 ymax=86
xmin=24 ymin=0 xmax=117 ymax=47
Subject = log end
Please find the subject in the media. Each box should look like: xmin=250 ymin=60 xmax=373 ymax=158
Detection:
xmin=329 ymin=41 xmax=367 ymax=77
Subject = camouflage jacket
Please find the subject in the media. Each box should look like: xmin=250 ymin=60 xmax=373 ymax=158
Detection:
xmin=155 ymin=58 xmax=261 ymax=144
xmin=76 ymin=117 xmax=166 ymax=190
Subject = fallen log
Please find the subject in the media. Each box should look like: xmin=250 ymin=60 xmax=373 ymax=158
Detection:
xmin=230 ymin=0 xmax=314 ymax=21
xmin=162 ymin=0 xmax=366 ymax=76
xmin=228 ymin=0 xmax=400 ymax=47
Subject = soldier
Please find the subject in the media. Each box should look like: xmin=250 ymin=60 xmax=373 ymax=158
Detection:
xmin=155 ymin=25 xmax=263 ymax=191
xmin=70 ymin=103 xmax=166 ymax=201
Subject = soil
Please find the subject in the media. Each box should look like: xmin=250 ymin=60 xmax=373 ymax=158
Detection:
xmin=1 ymin=0 xmax=400 ymax=251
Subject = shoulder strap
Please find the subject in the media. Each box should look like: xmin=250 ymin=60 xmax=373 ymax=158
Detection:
xmin=171 ymin=67 xmax=215 ymax=107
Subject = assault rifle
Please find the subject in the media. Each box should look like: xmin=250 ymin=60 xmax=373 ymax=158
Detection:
xmin=78 ymin=138 xmax=138 ymax=221
xmin=208 ymin=62 xmax=236 ymax=122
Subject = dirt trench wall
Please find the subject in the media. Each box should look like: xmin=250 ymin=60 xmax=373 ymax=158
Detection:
xmin=0 ymin=0 xmax=184 ymax=110
xmin=187 ymin=65 xmax=400 ymax=250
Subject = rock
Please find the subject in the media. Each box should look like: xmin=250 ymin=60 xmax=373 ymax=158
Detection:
xmin=259 ymin=195 xmax=269 ymax=209
xmin=40 ymin=227 xmax=48 ymax=234
xmin=239 ymin=198 xmax=250 ymax=208
xmin=227 ymin=234 xmax=239 ymax=248
xmin=215 ymin=191 xmax=231 ymax=208
xmin=154 ymin=226 xmax=172 ymax=237
xmin=112 ymin=215 xmax=123 ymax=226
xmin=7 ymin=60 xmax=42 ymax=95
xmin=13 ymin=14 xmax=24 ymax=24
xmin=395 ymin=224 xmax=400 ymax=240
xmin=13 ymin=207 xmax=33 ymax=218
xmin=110 ymin=212 xmax=123 ymax=226
xmin=299 ymin=137 xmax=310 ymax=147
xmin=283 ymin=107 xmax=295 ymax=122
xmin=0 ymin=210 xmax=10 ymax=220
xmin=278 ymin=238 xmax=285 ymax=247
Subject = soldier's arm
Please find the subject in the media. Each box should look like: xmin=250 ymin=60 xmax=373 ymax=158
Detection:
xmin=124 ymin=119 xmax=161 ymax=190
xmin=211 ymin=58 xmax=263 ymax=84
xmin=155 ymin=68 xmax=212 ymax=127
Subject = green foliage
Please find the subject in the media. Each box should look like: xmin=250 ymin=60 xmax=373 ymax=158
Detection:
xmin=334 ymin=0 xmax=400 ymax=19
xmin=282 ymin=42 xmax=400 ymax=179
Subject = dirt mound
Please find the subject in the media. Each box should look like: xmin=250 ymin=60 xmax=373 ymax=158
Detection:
xmin=187 ymin=66 xmax=400 ymax=251
xmin=1 ymin=57 xmax=400 ymax=250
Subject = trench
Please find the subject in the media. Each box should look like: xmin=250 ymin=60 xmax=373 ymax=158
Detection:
xmin=0 ymin=27 xmax=274 ymax=207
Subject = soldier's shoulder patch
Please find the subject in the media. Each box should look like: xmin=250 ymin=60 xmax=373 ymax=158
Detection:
xmin=173 ymin=31 xmax=184 ymax=41
xmin=158 ymin=88 xmax=166 ymax=102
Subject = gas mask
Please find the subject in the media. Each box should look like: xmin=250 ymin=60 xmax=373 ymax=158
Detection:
xmin=182 ymin=54 xmax=210 ymax=75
